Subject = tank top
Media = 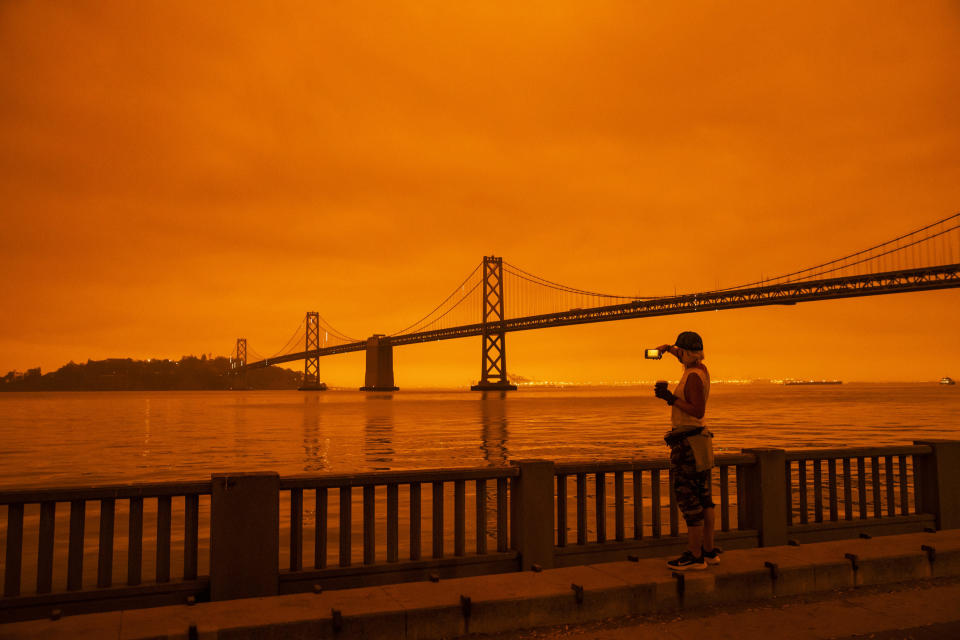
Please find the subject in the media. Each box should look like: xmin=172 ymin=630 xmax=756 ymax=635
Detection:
xmin=670 ymin=366 xmax=710 ymax=428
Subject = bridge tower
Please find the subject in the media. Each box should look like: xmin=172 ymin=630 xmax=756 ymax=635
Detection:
xmin=234 ymin=338 xmax=246 ymax=369
xmin=229 ymin=338 xmax=248 ymax=390
xmin=298 ymin=311 xmax=327 ymax=391
xmin=471 ymin=256 xmax=517 ymax=391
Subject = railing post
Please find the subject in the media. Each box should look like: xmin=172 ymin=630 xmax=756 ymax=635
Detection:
xmin=510 ymin=460 xmax=555 ymax=570
xmin=740 ymin=448 xmax=788 ymax=547
xmin=210 ymin=472 xmax=280 ymax=600
xmin=913 ymin=440 xmax=960 ymax=530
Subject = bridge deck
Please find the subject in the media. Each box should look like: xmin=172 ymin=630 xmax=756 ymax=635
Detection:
xmin=245 ymin=263 xmax=960 ymax=369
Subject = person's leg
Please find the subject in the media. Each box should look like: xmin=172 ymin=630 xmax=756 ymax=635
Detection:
xmin=668 ymin=443 xmax=707 ymax=569
xmin=702 ymin=506 xmax=715 ymax=551
xmin=675 ymin=458 xmax=705 ymax=556
xmin=696 ymin=466 xmax=715 ymax=553
xmin=687 ymin=524 xmax=703 ymax=555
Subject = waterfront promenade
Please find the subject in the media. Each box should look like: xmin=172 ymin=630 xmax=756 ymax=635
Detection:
xmin=2 ymin=440 xmax=958 ymax=633
xmin=2 ymin=530 xmax=959 ymax=638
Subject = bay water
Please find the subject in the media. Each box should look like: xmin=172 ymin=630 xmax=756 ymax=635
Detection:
xmin=2 ymin=383 xmax=957 ymax=489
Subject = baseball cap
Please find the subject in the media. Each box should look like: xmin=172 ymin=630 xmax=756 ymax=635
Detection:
xmin=674 ymin=331 xmax=703 ymax=351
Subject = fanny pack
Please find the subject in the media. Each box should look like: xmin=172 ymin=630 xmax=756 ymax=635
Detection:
xmin=665 ymin=427 xmax=714 ymax=471
xmin=687 ymin=432 xmax=715 ymax=472
xmin=664 ymin=426 xmax=704 ymax=448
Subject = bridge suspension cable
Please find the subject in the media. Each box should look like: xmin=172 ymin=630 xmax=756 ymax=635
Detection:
xmin=501 ymin=261 xmax=664 ymax=321
xmin=265 ymin=317 xmax=307 ymax=359
xmin=246 ymin=345 xmax=267 ymax=363
xmin=238 ymin=211 xmax=959 ymax=367
xmin=244 ymin=313 xmax=360 ymax=365
xmin=389 ymin=262 xmax=484 ymax=336
xmin=502 ymin=262 xmax=659 ymax=300
xmin=315 ymin=314 xmax=359 ymax=344
xmin=716 ymin=212 xmax=960 ymax=291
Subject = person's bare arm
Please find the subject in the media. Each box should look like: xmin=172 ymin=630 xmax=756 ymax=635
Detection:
xmin=656 ymin=344 xmax=678 ymax=358
xmin=673 ymin=372 xmax=705 ymax=419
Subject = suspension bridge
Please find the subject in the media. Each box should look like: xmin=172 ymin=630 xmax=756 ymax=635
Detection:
xmin=228 ymin=213 xmax=960 ymax=391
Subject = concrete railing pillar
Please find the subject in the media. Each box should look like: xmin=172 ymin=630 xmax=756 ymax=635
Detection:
xmin=510 ymin=460 xmax=555 ymax=571
xmin=210 ymin=472 xmax=279 ymax=600
xmin=740 ymin=448 xmax=788 ymax=547
xmin=913 ymin=440 xmax=960 ymax=530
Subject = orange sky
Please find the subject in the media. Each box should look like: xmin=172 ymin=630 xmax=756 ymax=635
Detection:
xmin=1 ymin=1 xmax=959 ymax=385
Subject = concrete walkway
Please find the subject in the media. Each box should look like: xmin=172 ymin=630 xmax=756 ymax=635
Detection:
xmin=1 ymin=530 xmax=958 ymax=639
xmin=476 ymin=577 xmax=960 ymax=639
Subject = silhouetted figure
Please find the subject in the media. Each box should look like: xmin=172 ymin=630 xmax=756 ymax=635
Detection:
xmin=653 ymin=331 xmax=718 ymax=570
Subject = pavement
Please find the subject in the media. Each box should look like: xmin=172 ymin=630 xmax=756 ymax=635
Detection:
xmin=473 ymin=577 xmax=960 ymax=639
xmin=1 ymin=530 xmax=959 ymax=639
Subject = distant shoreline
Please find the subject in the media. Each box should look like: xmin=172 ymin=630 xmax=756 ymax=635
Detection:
xmin=2 ymin=356 xmax=950 ymax=392
xmin=1 ymin=356 xmax=300 ymax=392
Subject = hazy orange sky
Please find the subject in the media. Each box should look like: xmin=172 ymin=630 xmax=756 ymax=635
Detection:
xmin=2 ymin=1 xmax=959 ymax=385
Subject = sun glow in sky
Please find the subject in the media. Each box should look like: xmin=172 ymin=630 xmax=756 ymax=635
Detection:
xmin=1 ymin=1 xmax=959 ymax=385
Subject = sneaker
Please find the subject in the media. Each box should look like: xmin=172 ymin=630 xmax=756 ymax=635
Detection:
xmin=702 ymin=546 xmax=722 ymax=565
xmin=666 ymin=550 xmax=707 ymax=571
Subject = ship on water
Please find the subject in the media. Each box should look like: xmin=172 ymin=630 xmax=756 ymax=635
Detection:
xmin=941 ymin=376 xmax=956 ymax=385
xmin=782 ymin=379 xmax=843 ymax=386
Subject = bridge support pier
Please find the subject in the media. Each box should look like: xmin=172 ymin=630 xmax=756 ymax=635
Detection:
xmin=360 ymin=335 xmax=399 ymax=392
xmin=472 ymin=256 xmax=517 ymax=391
xmin=298 ymin=311 xmax=327 ymax=391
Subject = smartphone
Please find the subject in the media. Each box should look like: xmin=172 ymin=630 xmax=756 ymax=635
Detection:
xmin=644 ymin=349 xmax=662 ymax=360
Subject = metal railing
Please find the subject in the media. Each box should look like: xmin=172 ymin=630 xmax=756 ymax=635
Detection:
xmin=784 ymin=445 xmax=935 ymax=541
xmin=0 ymin=481 xmax=210 ymax=622
xmin=277 ymin=467 xmax=519 ymax=594
xmin=2 ymin=440 xmax=957 ymax=623
xmin=553 ymin=454 xmax=755 ymax=547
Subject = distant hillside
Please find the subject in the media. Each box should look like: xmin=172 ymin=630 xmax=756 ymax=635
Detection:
xmin=0 ymin=356 xmax=300 ymax=391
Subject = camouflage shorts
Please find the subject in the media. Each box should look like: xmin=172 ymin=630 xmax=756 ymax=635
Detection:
xmin=670 ymin=438 xmax=714 ymax=526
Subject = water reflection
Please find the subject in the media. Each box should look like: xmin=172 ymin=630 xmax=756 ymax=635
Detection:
xmin=142 ymin=398 xmax=151 ymax=457
xmin=231 ymin=393 xmax=247 ymax=455
xmin=301 ymin=395 xmax=328 ymax=471
xmin=364 ymin=393 xmax=395 ymax=469
xmin=479 ymin=391 xmax=509 ymax=465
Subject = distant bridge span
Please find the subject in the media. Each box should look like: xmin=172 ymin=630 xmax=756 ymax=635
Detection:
xmin=244 ymin=264 xmax=960 ymax=368
xmin=233 ymin=214 xmax=960 ymax=390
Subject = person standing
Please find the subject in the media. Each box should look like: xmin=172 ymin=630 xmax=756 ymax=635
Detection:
xmin=653 ymin=331 xmax=719 ymax=570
